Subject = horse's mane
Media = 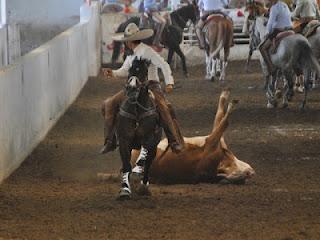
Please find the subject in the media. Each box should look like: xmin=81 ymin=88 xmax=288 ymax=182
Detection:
xmin=172 ymin=4 xmax=194 ymax=20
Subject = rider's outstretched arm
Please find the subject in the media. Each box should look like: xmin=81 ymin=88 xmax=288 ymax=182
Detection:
xmin=112 ymin=55 xmax=132 ymax=78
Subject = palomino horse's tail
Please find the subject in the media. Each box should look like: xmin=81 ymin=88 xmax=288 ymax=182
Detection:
xmin=210 ymin=40 xmax=224 ymax=59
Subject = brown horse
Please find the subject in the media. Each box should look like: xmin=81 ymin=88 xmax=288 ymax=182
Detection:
xmin=131 ymin=89 xmax=255 ymax=184
xmin=204 ymin=15 xmax=234 ymax=82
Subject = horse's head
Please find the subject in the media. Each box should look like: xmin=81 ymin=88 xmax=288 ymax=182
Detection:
xmin=246 ymin=0 xmax=268 ymax=20
xmin=126 ymin=57 xmax=151 ymax=93
xmin=190 ymin=0 xmax=201 ymax=24
xmin=175 ymin=2 xmax=200 ymax=25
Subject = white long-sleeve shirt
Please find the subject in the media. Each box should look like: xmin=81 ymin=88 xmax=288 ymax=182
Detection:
xmin=267 ymin=1 xmax=292 ymax=34
xmin=198 ymin=0 xmax=229 ymax=11
xmin=113 ymin=43 xmax=174 ymax=86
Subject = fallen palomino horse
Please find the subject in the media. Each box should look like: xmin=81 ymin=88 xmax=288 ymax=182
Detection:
xmin=129 ymin=89 xmax=255 ymax=184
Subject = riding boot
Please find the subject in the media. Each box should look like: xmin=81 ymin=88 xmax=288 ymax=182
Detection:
xmin=196 ymin=19 xmax=205 ymax=49
xmin=151 ymin=88 xmax=184 ymax=153
xmin=259 ymin=38 xmax=275 ymax=75
xmin=100 ymin=90 xmax=126 ymax=154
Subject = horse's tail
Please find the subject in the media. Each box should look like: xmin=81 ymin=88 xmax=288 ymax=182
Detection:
xmin=210 ymin=40 xmax=224 ymax=59
xmin=300 ymin=41 xmax=320 ymax=76
xmin=309 ymin=54 xmax=320 ymax=77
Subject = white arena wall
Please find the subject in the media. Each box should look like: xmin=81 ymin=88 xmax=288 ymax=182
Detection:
xmin=0 ymin=2 xmax=101 ymax=183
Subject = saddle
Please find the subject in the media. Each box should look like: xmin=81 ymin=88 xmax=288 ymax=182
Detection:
xmin=302 ymin=20 xmax=320 ymax=38
xmin=271 ymin=30 xmax=295 ymax=53
xmin=203 ymin=13 xmax=232 ymax=26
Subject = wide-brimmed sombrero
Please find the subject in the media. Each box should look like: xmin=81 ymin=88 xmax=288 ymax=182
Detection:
xmin=112 ymin=23 xmax=154 ymax=42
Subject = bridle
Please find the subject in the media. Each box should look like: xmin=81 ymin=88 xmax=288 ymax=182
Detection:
xmin=119 ymin=76 xmax=158 ymax=122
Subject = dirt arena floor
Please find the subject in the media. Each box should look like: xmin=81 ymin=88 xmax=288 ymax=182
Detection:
xmin=1 ymin=61 xmax=320 ymax=240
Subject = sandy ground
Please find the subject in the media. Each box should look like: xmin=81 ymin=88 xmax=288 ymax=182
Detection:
xmin=1 ymin=61 xmax=320 ymax=240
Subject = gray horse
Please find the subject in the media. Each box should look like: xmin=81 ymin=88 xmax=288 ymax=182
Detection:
xmin=253 ymin=16 xmax=320 ymax=109
xmin=306 ymin=26 xmax=320 ymax=88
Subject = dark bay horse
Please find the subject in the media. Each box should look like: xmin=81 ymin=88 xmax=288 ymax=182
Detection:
xmin=111 ymin=3 xmax=199 ymax=76
xmin=116 ymin=57 xmax=162 ymax=200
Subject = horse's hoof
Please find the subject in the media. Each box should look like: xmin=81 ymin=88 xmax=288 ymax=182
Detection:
xmin=205 ymin=74 xmax=211 ymax=80
xmin=299 ymin=103 xmax=306 ymax=111
xmin=216 ymin=71 xmax=221 ymax=78
xmin=267 ymin=102 xmax=276 ymax=109
xmin=281 ymin=103 xmax=288 ymax=109
xmin=117 ymin=189 xmax=132 ymax=201
xmin=130 ymin=173 xmax=142 ymax=192
xmin=275 ymin=90 xmax=282 ymax=99
xmin=210 ymin=76 xmax=215 ymax=82
xmin=219 ymin=76 xmax=225 ymax=82
xmin=137 ymin=183 xmax=151 ymax=196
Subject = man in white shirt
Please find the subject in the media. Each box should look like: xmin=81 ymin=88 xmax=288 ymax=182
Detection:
xmin=196 ymin=0 xmax=230 ymax=49
xmin=259 ymin=0 xmax=292 ymax=74
xmin=292 ymin=0 xmax=320 ymax=33
xmin=101 ymin=23 xmax=183 ymax=154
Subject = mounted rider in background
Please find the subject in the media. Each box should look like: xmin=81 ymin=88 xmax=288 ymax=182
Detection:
xmin=140 ymin=0 xmax=167 ymax=47
xmin=259 ymin=0 xmax=292 ymax=75
xmin=196 ymin=0 xmax=230 ymax=49
xmin=291 ymin=0 xmax=320 ymax=34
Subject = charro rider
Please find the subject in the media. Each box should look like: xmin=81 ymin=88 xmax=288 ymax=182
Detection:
xmin=140 ymin=0 xmax=167 ymax=47
xmin=291 ymin=0 xmax=320 ymax=34
xmin=259 ymin=0 xmax=292 ymax=75
xmin=196 ymin=0 xmax=230 ymax=49
xmin=100 ymin=23 xmax=184 ymax=157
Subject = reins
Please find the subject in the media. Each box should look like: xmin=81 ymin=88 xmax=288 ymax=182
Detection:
xmin=120 ymin=80 xmax=158 ymax=122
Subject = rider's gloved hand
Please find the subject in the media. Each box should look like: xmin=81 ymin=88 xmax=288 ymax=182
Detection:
xmin=102 ymin=68 xmax=113 ymax=78
xmin=165 ymin=84 xmax=174 ymax=94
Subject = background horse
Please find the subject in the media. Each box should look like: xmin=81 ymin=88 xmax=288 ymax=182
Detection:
xmin=306 ymin=25 xmax=320 ymax=88
xmin=111 ymin=3 xmax=199 ymax=77
xmin=116 ymin=58 xmax=162 ymax=199
xmin=252 ymin=16 xmax=320 ymax=109
xmin=204 ymin=15 xmax=233 ymax=82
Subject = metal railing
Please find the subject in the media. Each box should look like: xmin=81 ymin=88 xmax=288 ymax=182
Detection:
xmin=182 ymin=22 xmax=250 ymax=46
